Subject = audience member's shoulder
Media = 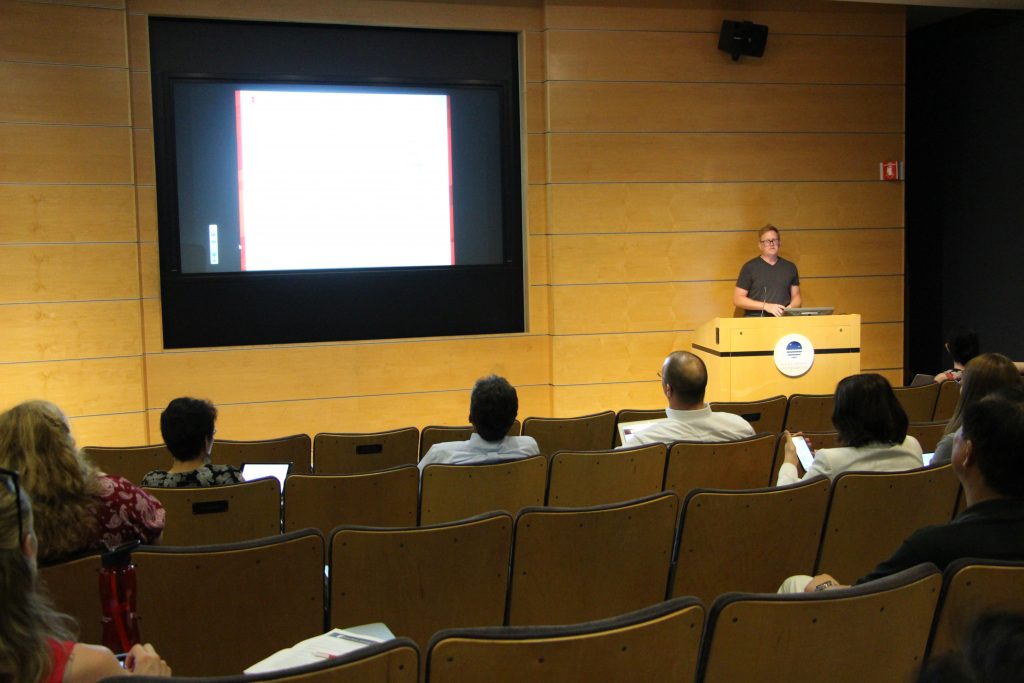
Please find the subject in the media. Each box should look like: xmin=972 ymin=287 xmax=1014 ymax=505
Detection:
xmin=140 ymin=470 xmax=169 ymax=487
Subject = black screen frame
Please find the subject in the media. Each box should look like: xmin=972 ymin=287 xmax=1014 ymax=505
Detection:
xmin=150 ymin=17 xmax=525 ymax=349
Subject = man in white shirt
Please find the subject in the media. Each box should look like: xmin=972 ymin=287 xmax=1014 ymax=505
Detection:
xmin=418 ymin=374 xmax=539 ymax=472
xmin=618 ymin=351 xmax=755 ymax=448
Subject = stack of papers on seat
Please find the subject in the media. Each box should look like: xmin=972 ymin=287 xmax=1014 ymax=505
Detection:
xmin=245 ymin=624 xmax=394 ymax=674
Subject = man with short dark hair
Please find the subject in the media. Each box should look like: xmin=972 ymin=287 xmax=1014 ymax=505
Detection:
xmin=417 ymin=375 xmax=539 ymax=471
xmin=618 ymin=351 xmax=755 ymax=448
xmin=791 ymin=388 xmax=1024 ymax=592
xmin=733 ymin=224 xmax=801 ymax=317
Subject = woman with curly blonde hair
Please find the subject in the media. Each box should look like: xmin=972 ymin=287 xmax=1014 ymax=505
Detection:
xmin=0 ymin=401 xmax=165 ymax=564
xmin=0 ymin=471 xmax=170 ymax=681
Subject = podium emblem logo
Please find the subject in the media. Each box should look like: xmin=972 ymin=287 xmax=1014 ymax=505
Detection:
xmin=774 ymin=333 xmax=814 ymax=377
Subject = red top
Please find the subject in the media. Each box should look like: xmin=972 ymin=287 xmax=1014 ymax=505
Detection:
xmin=46 ymin=639 xmax=75 ymax=683
xmin=92 ymin=475 xmax=165 ymax=551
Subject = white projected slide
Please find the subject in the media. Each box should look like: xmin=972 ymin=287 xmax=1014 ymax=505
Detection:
xmin=235 ymin=90 xmax=454 ymax=271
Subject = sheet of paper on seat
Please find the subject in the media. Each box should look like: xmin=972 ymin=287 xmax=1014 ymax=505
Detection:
xmin=617 ymin=419 xmax=662 ymax=444
xmin=244 ymin=624 xmax=394 ymax=674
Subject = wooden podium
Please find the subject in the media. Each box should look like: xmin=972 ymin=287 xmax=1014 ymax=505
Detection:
xmin=692 ymin=315 xmax=860 ymax=401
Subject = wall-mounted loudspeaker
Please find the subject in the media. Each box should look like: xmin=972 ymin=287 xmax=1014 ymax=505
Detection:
xmin=718 ymin=20 xmax=768 ymax=61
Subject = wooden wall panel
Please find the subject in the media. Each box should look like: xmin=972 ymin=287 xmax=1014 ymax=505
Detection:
xmin=861 ymin=322 xmax=903 ymax=371
xmin=543 ymin=1 xmax=903 ymax=35
xmin=551 ymin=331 xmax=690 ymax=385
xmin=0 ymin=357 xmax=143 ymax=417
xmin=548 ymin=229 xmax=903 ymax=284
xmin=549 ymin=133 xmax=902 ymax=183
xmin=143 ymin=383 xmax=552 ymax=442
xmin=547 ymin=182 xmax=903 ymax=234
xmin=526 ymin=82 xmax=545 ymax=133
xmin=528 ymin=284 xmax=549 ymax=335
xmin=552 ymin=381 xmax=663 ymax=417
xmin=132 ymin=128 xmax=154 ymax=184
xmin=0 ymin=0 xmax=127 ymax=66
xmin=0 ymin=186 xmax=136 ymax=243
xmin=529 ymin=234 xmax=549 ymax=285
xmin=527 ymin=185 xmax=546 ymax=234
xmin=137 ymin=186 xmax=157 ymax=242
xmin=72 ymin=412 xmax=148 ymax=449
xmin=0 ymin=62 xmax=129 ymax=125
xmin=126 ymin=12 xmax=148 ymax=69
xmin=0 ymin=244 xmax=140 ymax=303
xmin=0 ymin=301 xmax=142 ymax=363
xmin=0 ymin=124 xmax=132 ymax=184
xmin=130 ymin=69 xmax=152 ymax=127
xmin=144 ymin=335 xmax=551 ymax=408
xmin=527 ymin=133 xmax=547 ymax=184
xmin=548 ymin=82 xmax=903 ymax=133
xmin=546 ymin=31 xmax=903 ymax=84
xmin=523 ymin=30 xmax=545 ymax=82
xmin=139 ymin=242 xmax=159 ymax=299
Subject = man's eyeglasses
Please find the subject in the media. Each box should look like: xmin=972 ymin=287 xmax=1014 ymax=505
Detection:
xmin=0 ymin=468 xmax=24 ymax=545
xmin=759 ymin=238 xmax=780 ymax=246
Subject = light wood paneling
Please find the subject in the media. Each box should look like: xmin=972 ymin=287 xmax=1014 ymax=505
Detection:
xmin=526 ymin=82 xmax=545 ymax=133
xmin=548 ymin=182 xmax=903 ymax=234
xmin=0 ymin=62 xmax=129 ymax=126
xmin=527 ymin=185 xmax=546 ymax=234
xmin=0 ymin=301 xmax=142 ymax=362
xmin=144 ymin=335 xmax=551 ymax=408
xmin=0 ymin=243 xmax=140 ymax=303
xmin=0 ymin=357 xmax=144 ymax=417
xmin=875 ymin=368 xmax=902 ymax=385
xmin=543 ymin=1 xmax=903 ymax=35
xmin=137 ymin=186 xmax=157 ymax=241
xmin=527 ymin=132 xmax=546 ymax=184
xmin=127 ymin=12 xmax=148 ymax=70
xmin=0 ymin=124 xmax=132 ymax=184
xmin=549 ymin=229 xmax=903 ymax=284
xmin=549 ymin=276 xmax=902 ymax=335
xmin=861 ymin=322 xmax=903 ymax=371
xmin=548 ymin=82 xmax=903 ymax=133
xmin=71 ymin=412 xmax=148 ymax=448
xmin=551 ymin=331 xmax=691 ymax=385
xmin=141 ymin=299 xmax=163 ymax=353
xmin=549 ymin=133 xmax=903 ymax=183
xmin=0 ymin=185 xmax=136 ymax=243
xmin=546 ymin=31 xmax=903 ymax=84
xmin=551 ymin=381 xmax=662 ymax=417
xmin=0 ymin=0 xmax=127 ymax=66
xmin=528 ymin=284 xmax=549 ymax=335
xmin=130 ymin=69 xmax=152 ymax=128
xmin=523 ymin=30 xmax=544 ymax=82
xmin=139 ymin=242 xmax=159 ymax=299
xmin=133 ymin=128 xmax=154 ymax=184
xmin=144 ymin=383 xmax=551 ymax=442
xmin=128 ymin=0 xmax=543 ymax=30
xmin=528 ymin=234 xmax=548 ymax=285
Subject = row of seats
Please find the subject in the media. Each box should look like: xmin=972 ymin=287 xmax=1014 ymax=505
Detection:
xmin=48 ymin=470 xmax=962 ymax=676
xmin=106 ymin=560 xmax=1024 ymax=682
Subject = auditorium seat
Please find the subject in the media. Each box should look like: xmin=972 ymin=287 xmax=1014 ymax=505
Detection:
xmin=329 ymin=512 xmax=513 ymax=650
xmin=612 ymin=408 xmax=663 ymax=447
xmin=934 ymin=380 xmax=961 ymax=421
xmin=425 ymin=597 xmax=704 ymax=683
xmin=144 ymin=477 xmax=281 ymax=546
xmin=814 ymin=464 xmax=961 ymax=583
xmin=893 ymin=382 xmax=941 ymax=422
xmin=313 ymin=427 xmax=419 ymax=474
xmin=419 ymin=421 xmax=521 ymax=457
xmin=782 ymin=393 xmax=835 ymax=432
xmin=506 ymin=492 xmax=677 ymax=626
xmin=82 ymin=444 xmax=171 ymax=485
xmin=419 ymin=456 xmax=547 ymax=525
xmin=133 ymin=530 xmax=326 ymax=677
xmin=927 ymin=558 xmax=1024 ymax=660
xmin=907 ymin=420 xmax=948 ymax=454
xmin=38 ymin=551 xmax=104 ymax=644
xmin=708 ymin=394 xmax=788 ymax=434
xmin=671 ymin=478 xmax=830 ymax=605
xmin=521 ymin=411 xmax=616 ymax=457
xmin=546 ymin=443 xmax=666 ymax=507
xmin=283 ymin=466 xmax=418 ymax=534
xmin=664 ymin=433 xmax=776 ymax=496
xmin=213 ymin=434 xmax=313 ymax=473
xmin=695 ymin=563 xmax=941 ymax=683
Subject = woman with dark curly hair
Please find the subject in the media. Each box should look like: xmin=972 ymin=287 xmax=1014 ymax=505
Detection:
xmin=0 ymin=401 xmax=164 ymax=564
xmin=777 ymin=373 xmax=924 ymax=485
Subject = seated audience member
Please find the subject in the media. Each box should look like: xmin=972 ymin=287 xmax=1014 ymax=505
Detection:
xmin=935 ymin=326 xmax=980 ymax=384
xmin=0 ymin=401 xmax=164 ymax=564
xmin=0 ymin=471 xmax=170 ymax=681
xmin=618 ymin=351 xmax=755 ymax=448
xmin=418 ymin=375 xmax=539 ymax=471
xmin=776 ymin=373 xmax=922 ymax=486
xmin=141 ymin=397 xmax=242 ymax=488
xmin=917 ymin=611 xmax=1024 ymax=683
xmin=933 ymin=353 xmax=1021 ymax=465
xmin=788 ymin=388 xmax=1024 ymax=593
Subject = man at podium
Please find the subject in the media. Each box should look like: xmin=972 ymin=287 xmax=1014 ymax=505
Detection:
xmin=733 ymin=224 xmax=801 ymax=317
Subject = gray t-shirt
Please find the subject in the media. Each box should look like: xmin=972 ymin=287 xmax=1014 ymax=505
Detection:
xmin=736 ymin=256 xmax=800 ymax=316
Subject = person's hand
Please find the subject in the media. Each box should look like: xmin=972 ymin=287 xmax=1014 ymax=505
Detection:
xmin=125 ymin=643 xmax=171 ymax=677
xmin=783 ymin=431 xmax=801 ymax=470
xmin=804 ymin=574 xmax=844 ymax=592
xmin=764 ymin=303 xmax=786 ymax=317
